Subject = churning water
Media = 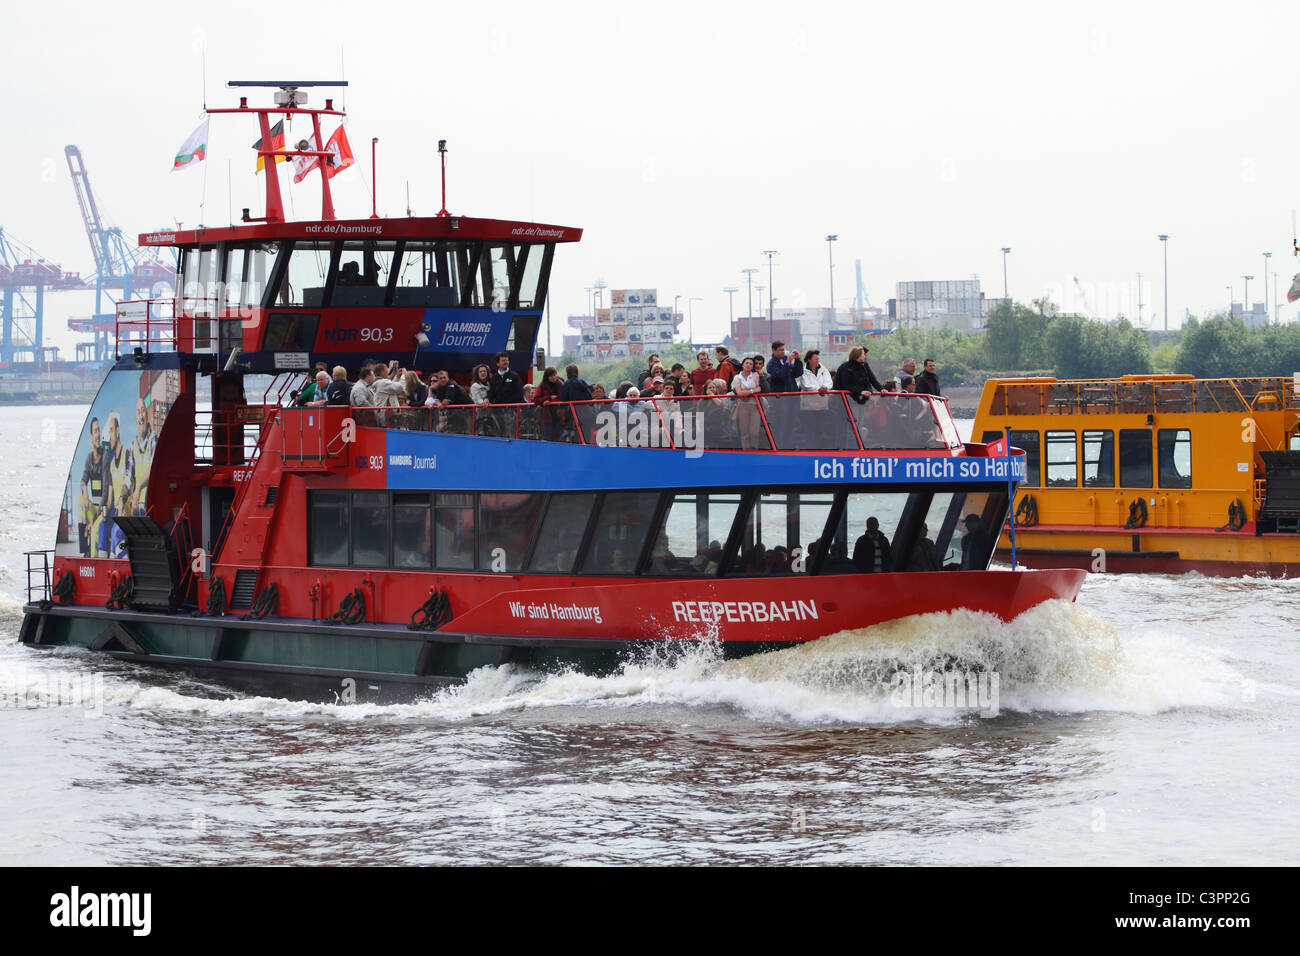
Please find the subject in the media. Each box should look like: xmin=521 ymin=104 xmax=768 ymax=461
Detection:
xmin=1 ymin=404 xmax=1296 ymax=865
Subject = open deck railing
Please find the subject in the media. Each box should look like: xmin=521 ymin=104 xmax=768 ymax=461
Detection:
xmin=295 ymin=390 xmax=961 ymax=453
xmin=991 ymin=376 xmax=1300 ymax=417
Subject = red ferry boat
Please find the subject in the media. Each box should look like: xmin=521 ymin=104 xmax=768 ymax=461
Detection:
xmin=19 ymin=83 xmax=1084 ymax=702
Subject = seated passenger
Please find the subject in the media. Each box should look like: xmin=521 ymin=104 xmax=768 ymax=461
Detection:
xmin=907 ymin=523 xmax=941 ymax=571
xmin=852 ymin=516 xmax=891 ymax=573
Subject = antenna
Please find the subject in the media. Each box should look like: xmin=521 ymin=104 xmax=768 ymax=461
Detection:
xmin=1293 ymin=209 xmax=1298 ymax=256
xmin=370 ymin=137 xmax=379 ymax=219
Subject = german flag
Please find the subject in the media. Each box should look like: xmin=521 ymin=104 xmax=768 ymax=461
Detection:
xmin=253 ymin=120 xmax=285 ymax=173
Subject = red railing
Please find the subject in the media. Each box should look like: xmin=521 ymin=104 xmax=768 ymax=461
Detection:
xmin=300 ymin=390 xmax=959 ymax=453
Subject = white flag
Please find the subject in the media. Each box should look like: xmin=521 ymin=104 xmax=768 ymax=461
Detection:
xmin=172 ymin=120 xmax=208 ymax=172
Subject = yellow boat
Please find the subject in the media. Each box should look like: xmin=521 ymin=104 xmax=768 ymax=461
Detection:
xmin=971 ymin=374 xmax=1300 ymax=576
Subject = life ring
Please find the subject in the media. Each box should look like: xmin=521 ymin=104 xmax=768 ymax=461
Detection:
xmin=1014 ymin=494 xmax=1039 ymax=528
xmin=1124 ymin=497 xmax=1148 ymax=529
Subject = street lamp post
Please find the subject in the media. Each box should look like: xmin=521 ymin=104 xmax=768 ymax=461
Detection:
xmin=723 ymin=287 xmax=738 ymax=331
xmin=762 ymin=250 xmax=778 ymax=342
xmin=688 ymin=297 xmax=703 ymax=346
xmin=1227 ymin=285 xmax=1234 ymax=319
xmin=826 ymin=234 xmax=838 ymax=320
xmin=754 ymin=285 xmax=765 ymax=346
xmin=1001 ymin=247 xmax=1011 ymax=301
xmin=741 ymin=268 xmax=758 ymax=325
xmin=1158 ymin=235 xmax=1169 ymax=332
xmin=1243 ymin=276 xmax=1253 ymax=319
xmin=1264 ymin=252 xmax=1272 ymax=323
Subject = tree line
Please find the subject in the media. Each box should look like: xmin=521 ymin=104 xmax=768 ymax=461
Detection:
xmin=557 ymin=301 xmax=1300 ymax=389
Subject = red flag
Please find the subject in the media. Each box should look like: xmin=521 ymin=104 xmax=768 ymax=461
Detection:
xmin=1288 ymin=272 xmax=1300 ymax=304
xmin=987 ymin=435 xmax=1008 ymax=456
xmin=324 ymin=126 xmax=355 ymax=180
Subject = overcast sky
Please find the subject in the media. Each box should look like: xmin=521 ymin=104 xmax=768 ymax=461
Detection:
xmin=4 ymin=0 xmax=1299 ymax=356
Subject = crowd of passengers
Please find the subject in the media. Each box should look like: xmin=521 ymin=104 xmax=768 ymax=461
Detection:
xmin=289 ymin=343 xmax=944 ymax=445
xmin=294 ymin=343 xmax=942 ymax=409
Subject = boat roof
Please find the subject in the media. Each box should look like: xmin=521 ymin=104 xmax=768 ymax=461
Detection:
xmin=140 ymin=216 xmax=582 ymax=248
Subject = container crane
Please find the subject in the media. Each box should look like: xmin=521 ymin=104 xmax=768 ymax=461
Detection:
xmin=65 ymin=145 xmax=175 ymax=360
xmin=0 ymin=227 xmax=87 ymax=365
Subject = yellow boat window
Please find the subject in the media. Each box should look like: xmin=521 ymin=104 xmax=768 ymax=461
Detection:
xmin=1046 ymin=431 xmax=1078 ymax=487
xmin=1119 ymin=429 xmax=1153 ymax=488
xmin=1083 ymin=430 xmax=1115 ymax=488
xmin=1158 ymin=429 xmax=1192 ymax=489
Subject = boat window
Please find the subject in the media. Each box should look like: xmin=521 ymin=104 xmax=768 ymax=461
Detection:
xmin=580 ymin=492 xmax=660 ymax=574
xmin=391 ymin=241 xmax=461 ymax=308
xmin=393 ymin=492 xmax=432 ymax=568
xmin=184 ymin=246 xmax=220 ymax=317
xmin=331 ymin=241 xmax=397 ymax=307
xmin=485 ymin=244 xmax=514 ymax=311
xmin=736 ymin=491 xmax=836 ymax=575
xmin=526 ymin=493 xmax=597 ymax=573
xmin=242 ymin=243 xmax=275 ymax=311
xmin=517 ymin=243 xmax=553 ymax=308
xmin=648 ymin=492 xmax=744 ymax=576
xmin=1083 ymin=429 xmax=1114 ymax=487
xmin=308 ymin=491 xmax=349 ymax=566
xmin=262 ymin=313 xmax=320 ymax=351
xmin=505 ymin=314 xmax=541 ymax=352
xmin=223 ymin=246 xmax=247 ymax=313
xmin=1045 ymin=430 xmax=1078 ymax=487
xmin=478 ymin=493 xmax=544 ymax=572
xmin=946 ymin=491 xmax=1002 ymax=570
xmin=1119 ymin=428 xmax=1153 ymax=488
xmin=278 ymin=241 xmax=332 ymax=308
xmin=833 ymin=491 xmax=908 ymax=573
xmin=1010 ymin=430 xmax=1040 ymax=486
xmin=352 ymin=492 xmax=390 ymax=567
xmin=919 ymin=491 xmax=963 ymax=570
xmin=1157 ymin=428 xmax=1192 ymax=489
xmin=435 ymin=493 xmax=475 ymax=570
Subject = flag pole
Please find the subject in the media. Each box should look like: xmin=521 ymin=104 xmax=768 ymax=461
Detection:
xmin=1005 ymin=425 xmax=1017 ymax=569
xmin=371 ymin=137 xmax=379 ymax=219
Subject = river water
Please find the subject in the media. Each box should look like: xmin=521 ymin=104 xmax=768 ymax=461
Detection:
xmin=0 ymin=403 xmax=1296 ymax=865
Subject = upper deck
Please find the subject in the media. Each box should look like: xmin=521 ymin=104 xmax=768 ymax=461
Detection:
xmin=979 ymin=374 xmax=1300 ymax=419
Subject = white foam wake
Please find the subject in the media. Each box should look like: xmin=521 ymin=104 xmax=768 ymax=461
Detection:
xmin=1 ymin=598 xmax=1257 ymax=725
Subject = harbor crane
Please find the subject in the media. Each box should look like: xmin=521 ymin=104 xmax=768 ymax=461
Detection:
xmin=0 ymin=227 xmax=87 ymax=365
xmin=65 ymin=145 xmax=175 ymax=360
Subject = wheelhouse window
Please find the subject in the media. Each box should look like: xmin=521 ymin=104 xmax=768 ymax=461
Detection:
xmin=1119 ymin=428 xmax=1153 ymax=488
xmin=268 ymin=241 xmax=331 ymax=308
xmin=1157 ymin=428 xmax=1192 ymax=489
xmin=1083 ymin=429 xmax=1114 ymax=487
xmin=331 ymin=241 xmax=397 ymax=307
xmin=1045 ymin=430 xmax=1078 ymax=487
xmin=391 ymin=241 xmax=461 ymax=307
xmin=1010 ymin=430 xmax=1040 ymax=487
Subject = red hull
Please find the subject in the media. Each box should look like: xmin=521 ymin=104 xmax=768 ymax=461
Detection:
xmin=443 ymin=568 xmax=1085 ymax=643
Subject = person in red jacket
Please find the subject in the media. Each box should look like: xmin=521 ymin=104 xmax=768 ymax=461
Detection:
xmin=689 ymin=350 xmax=715 ymax=395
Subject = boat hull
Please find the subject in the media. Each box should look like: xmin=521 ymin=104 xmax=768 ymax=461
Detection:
xmin=996 ymin=527 xmax=1300 ymax=578
xmin=19 ymin=568 xmax=1085 ymax=703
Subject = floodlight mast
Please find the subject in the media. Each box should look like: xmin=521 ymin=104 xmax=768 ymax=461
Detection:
xmin=215 ymin=80 xmax=350 ymax=223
